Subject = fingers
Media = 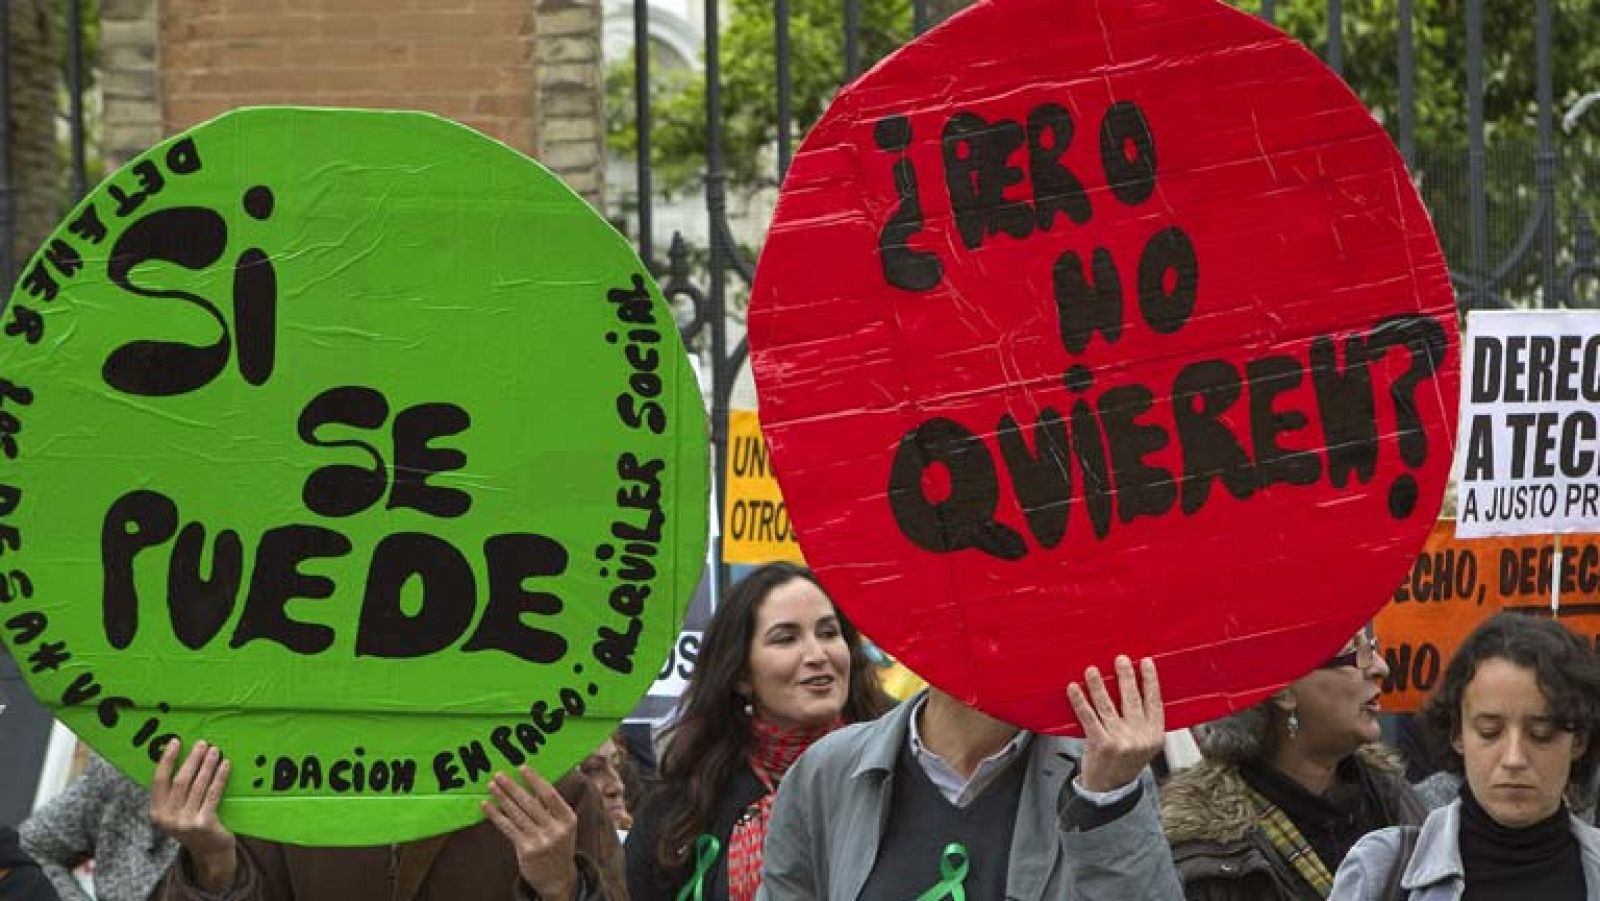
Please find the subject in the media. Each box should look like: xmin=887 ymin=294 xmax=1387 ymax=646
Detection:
xmin=152 ymin=737 xmax=180 ymax=803
xmin=489 ymin=772 xmax=545 ymax=835
xmin=202 ymin=758 xmax=232 ymax=815
xmin=1070 ymin=656 xmax=1165 ymax=737
xmin=172 ymin=740 xmax=208 ymax=810
xmin=150 ymin=738 xmax=234 ymax=851
xmin=186 ymin=743 xmax=221 ymax=811
xmin=1085 ymin=663 xmax=1120 ymax=725
xmin=1114 ymin=656 xmax=1144 ymax=727
xmin=1140 ymin=657 xmax=1164 ymax=728
xmin=1066 ymin=682 xmax=1107 ymax=742
xmin=520 ymin=766 xmax=576 ymax=826
xmin=483 ymin=797 xmax=517 ymax=840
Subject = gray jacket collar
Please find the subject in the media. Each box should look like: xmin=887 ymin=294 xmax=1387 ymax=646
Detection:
xmin=1403 ymin=799 xmax=1600 ymax=891
xmin=848 ymin=690 xmax=920 ymax=780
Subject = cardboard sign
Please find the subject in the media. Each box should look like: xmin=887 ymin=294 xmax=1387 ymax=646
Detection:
xmin=1376 ymin=521 xmax=1600 ymax=710
xmin=723 ymin=410 xmax=804 ymax=565
xmin=748 ymin=0 xmax=1459 ymax=734
xmin=0 ymin=108 xmax=708 ymax=845
xmin=1455 ymin=311 xmax=1600 ymax=537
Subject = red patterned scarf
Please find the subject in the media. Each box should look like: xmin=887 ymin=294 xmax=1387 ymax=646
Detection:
xmin=725 ymin=716 xmax=842 ymax=901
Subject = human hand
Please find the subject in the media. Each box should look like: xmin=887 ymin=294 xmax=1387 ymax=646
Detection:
xmin=484 ymin=767 xmax=580 ymax=900
xmin=150 ymin=739 xmax=236 ymax=891
xmin=1067 ymin=655 xmax=1165 ymax=793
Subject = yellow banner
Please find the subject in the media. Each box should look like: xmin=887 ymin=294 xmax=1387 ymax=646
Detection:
xmin=723 ymin=410 xmax=804 ymax=565
xmin=1375 ymin=521 xmax=1600 ymax=711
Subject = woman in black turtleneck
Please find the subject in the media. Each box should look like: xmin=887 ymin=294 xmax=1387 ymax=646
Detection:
xmin=1331 ymin=613 xmax=1600 ymax=899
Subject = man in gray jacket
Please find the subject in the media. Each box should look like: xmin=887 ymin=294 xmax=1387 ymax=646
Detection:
xmin=758 ymin=655 xmax=1182 ymax=900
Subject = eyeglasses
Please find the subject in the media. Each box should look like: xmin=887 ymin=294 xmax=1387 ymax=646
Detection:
xmin=1318 ymin=632 xmax=1381 ymax=671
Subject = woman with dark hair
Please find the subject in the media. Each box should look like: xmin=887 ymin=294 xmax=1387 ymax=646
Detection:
xmin=624 ymin=561 xmax=893 ymax=900
xmin=1162 ymin=625 xmax=1424 ymax=899
xmin=1331 ymin=613 xmax=1600 ymax=899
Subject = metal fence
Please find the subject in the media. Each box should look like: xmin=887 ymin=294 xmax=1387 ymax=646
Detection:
xmin=622 ymin=0 xmax=1597 ymax=594
xmin=4 ymin=0 xmax=1594 ymax=599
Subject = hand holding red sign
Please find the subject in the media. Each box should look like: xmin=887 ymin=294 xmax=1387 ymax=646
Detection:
xmin=749 ymin=0 xmax=1458 ymax=733
xmin=1069 ymin=656 xmax=1164 ymax=793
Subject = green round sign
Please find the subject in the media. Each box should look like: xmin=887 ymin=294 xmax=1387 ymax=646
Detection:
xmin=0 ymin=107 xmax=708 ymax=845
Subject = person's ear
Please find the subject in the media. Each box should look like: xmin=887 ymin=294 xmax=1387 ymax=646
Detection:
xmin=1571 ymin=732 xmax=1588 ymax=762
xmin=1270 ymin=690 xmax=1297 ymax=714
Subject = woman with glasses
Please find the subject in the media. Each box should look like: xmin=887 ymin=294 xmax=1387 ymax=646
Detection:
xmin=1161 ymin=627 xmax=1425 ymax=900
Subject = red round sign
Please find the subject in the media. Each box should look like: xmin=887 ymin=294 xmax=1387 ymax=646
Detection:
xmin=749 ymin=0 xmax=1459 ymax=733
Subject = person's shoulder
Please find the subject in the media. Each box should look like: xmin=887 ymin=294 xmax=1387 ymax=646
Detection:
xmin=795 ymin=719 xmax=882 ymax=768
xmin=1346 ymin=824 xmax=1406 ymax=860
xmin=1161 ymin=760 xmax=1258 ymax=848
xmin=89 ymin=753 xmax=153 ymax=813
xmin=789 ymin=705 xmax=909 ymax=781
xmin=1567 ymin=808 xmax=1600 ymax=854
xmin=1328 ymin=826 xmax=1403 ymax=900
xmin=1336 ymin=804 xmax=1452 ymax=895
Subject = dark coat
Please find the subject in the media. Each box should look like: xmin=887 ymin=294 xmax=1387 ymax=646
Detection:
xmin=0 ymin=827 xmax=60 ymax=901
xmin=158 ymin=773 xmax=624 ymax=901
xmin=624 ymin=767 xmax=764 ymax=901
xmin=1161 ymin=746 xmax=1425 ymax=901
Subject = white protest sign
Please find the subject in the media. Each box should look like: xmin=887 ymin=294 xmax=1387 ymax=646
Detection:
xmin=1456 ymin=310 xmax=1600 ymax=537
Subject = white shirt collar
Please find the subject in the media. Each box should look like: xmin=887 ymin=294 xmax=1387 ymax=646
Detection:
xmin=905 ymin=693 xmax=1031 ymax=808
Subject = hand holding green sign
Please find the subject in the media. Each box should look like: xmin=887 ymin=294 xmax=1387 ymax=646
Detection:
xmin=0 ymin=107 xmax=708 ymax=845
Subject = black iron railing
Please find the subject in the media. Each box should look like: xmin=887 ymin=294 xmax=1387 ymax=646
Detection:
xmin=622 ymin=0 xmax=1597 ymax=595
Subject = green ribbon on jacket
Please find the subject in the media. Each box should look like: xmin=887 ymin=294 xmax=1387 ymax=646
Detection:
xmin=675 ymin=834 xmax=721 ymax=901
xmin=916 ymin=842 xmax=970 ymax=901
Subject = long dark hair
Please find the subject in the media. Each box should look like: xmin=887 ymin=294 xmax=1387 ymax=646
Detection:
xmin=1422 ymin=612 xmax=1600 ymax=794
xmin=652 ymin=561 xmax=892 ymax=871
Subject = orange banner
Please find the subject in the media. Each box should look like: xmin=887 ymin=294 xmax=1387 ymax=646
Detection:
xmin=1375 ymin=521 xmax=1600 ymax=711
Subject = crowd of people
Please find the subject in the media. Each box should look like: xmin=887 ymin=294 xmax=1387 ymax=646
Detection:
xmin=4 ymin=561 xmax=1600 ymax=900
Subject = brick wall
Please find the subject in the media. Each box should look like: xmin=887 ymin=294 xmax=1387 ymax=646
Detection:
xmin=101 ymin=0 xmax=163 ymax=170
xmin=101 ymin=0 xmax=605 ymax=205
xmin=531 ymin=0 xmax=603 ymax=202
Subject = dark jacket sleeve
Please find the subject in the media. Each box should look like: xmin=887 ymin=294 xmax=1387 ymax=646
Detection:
xmin=624 ymin=791 xmax=677 ymax=901
xmin=154 ymin=843 xmax=265 ymax=901
xmin=0 ymin=827 xmax=62 ymax=901
xmin=626 ymin=770 xmax=763 ymax=901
